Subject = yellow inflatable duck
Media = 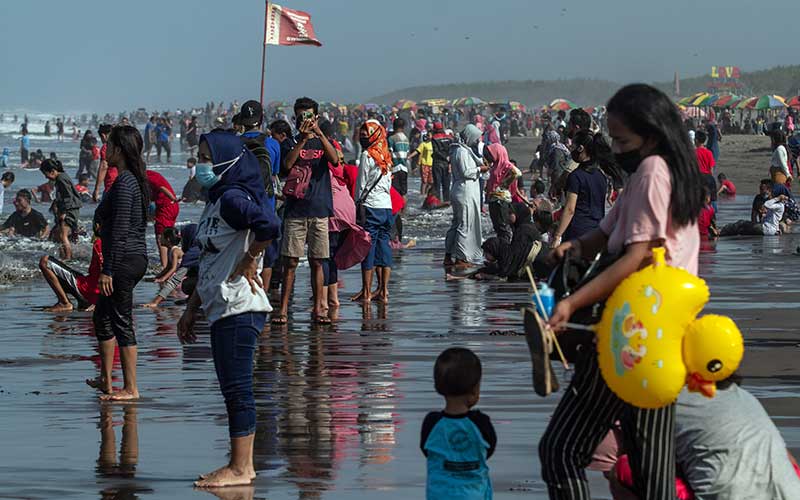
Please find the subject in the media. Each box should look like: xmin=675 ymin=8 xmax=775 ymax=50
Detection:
xmin=596 ymin=248 xmax=744 ymax=409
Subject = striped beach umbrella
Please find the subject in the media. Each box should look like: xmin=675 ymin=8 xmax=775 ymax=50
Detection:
xmin=394 ymin=99 xmax=417 ymax=110
xmin=746 ymin=95 xmax=787 ymax=110
xmin=549 ymin=98 xmax=577 ymax=111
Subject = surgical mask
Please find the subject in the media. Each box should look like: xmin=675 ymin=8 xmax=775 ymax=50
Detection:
xmin=195 ymin=153 xmax=243 ymax=189
xmin=614 ymin=149 xmax=641 ymax=175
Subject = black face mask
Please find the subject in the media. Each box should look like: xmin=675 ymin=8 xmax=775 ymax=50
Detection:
xmin=615 ymin=149 xmax=642 ymax=174
xmin=359 ymin=137 xmax=371 ymax=149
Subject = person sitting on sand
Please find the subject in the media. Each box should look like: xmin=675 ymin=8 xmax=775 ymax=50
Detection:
xmin=141 ymin=227 xmax=185 ymax=309
xmin=421 ymin=348 xmax=496 ymax=500
xmin=717 ymin=172 xmax=736 ymax=197
xmin=697 ymin=187 xmax=719 ymax=239
xmin=721 ymin=193 xmax=787 ymax=236
xmin=1 ymin=189 xmax=49 ymax=238
xmin=39 ymin=217 xmax=103 ymax=312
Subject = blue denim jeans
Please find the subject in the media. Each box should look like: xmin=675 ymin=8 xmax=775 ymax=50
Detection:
xmin=362 ymin=207 xmax=393 ymax=270
xmin=210 ymin=312 xmax=267 ymax=438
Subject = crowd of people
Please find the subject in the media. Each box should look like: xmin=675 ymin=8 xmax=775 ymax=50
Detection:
xmin=2 ymin=84 xmax=800 ymax=497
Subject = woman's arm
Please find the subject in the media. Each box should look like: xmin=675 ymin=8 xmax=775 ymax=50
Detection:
xmin=553 ymin=192 xmax=578 ymax=246
xmin=156 ymin=247 xmax=181 ymax=282
xmin=93 ymin=159 xmax=108 ymax=202
xmin=549 ymin=240 xmax=657 ymax=328
xmin=160 ymin=186 xmax=178 ymax=203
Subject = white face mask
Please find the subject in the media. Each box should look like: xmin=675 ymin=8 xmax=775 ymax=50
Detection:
xmin=195 ymin=152 xmax=243 ymax=188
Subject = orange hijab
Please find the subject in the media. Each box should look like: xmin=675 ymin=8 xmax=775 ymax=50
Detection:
xmin=361 ymin=119 xmax=392 ymax=174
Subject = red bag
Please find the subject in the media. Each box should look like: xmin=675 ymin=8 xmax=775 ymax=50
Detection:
xmin=282 ymin=164 xmax=312 ymax=200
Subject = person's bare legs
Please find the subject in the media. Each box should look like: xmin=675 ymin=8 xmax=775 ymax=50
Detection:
xmin=59 ymin=222 xmax=72 ymax=260
xmin=377 ymin=267 xmax=391 ymax=303
xmin=88 ymin=337 xmax=116 ymax=394
xmin=260 ymin=267 xmax=272 ymax=294
xmin=273 ymin=257 xmax=297 ymax=324
xmin=156 ymin=235 xmax=168 ymax=269
xmin=310 ymin=259 xmax=328 ymax=321
xmin=39 ymin=256 xmax=73 ymax=312
xmin=328 ymin=283 xmax=340 ymax=308
xmin=351 ymin=269 xmax=373 ymax=302
xmin=196 ymin=434 xmax=256 ymax=487
xmin=101 ymin=345 xmax=138 ymax=400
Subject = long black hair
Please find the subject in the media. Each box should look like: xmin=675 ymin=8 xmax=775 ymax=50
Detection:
xmin=607 ymin=84 xmax=704 ymax=226
xmin=108 ymin=125 xmax=150 ymax=217
xmin=572 ymin=130 xmax=625 ymax=187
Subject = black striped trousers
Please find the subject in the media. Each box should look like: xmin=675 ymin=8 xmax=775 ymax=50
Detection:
xmin=538 ymin=347 xmax=676 ymax=500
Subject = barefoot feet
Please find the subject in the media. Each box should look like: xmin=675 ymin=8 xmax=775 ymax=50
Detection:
xmin=99 ymin=388 xmax=140 ymax=401
xmin=45 ymin=302 xmax=73 ymax=313
xmin=195 ymin=465 xmax=255 ymax=488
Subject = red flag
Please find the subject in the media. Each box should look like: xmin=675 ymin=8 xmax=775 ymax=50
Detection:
xmin=265 ymin=3 xmax=322 ymax=47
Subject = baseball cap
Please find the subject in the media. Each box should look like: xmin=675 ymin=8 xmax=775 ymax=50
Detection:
xmin=239 ymin=100 xmax=263 ymax=126
xmin=433 ymin=121 xmax=444 ymax=131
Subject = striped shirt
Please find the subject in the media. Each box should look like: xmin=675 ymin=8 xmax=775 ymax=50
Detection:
xmin=388 ymin=132 xmax=410 ymax=173
xmin=96 ymin=170 xmax=147 ymax=276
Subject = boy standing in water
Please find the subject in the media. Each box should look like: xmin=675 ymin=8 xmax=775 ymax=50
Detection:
xmin=421 ymin=348 xmax=496 ymax=500
xmin=20 ymin=129 xmax=30 ymax=167
xmin=40 ymin=159 xmax=82 ymax=260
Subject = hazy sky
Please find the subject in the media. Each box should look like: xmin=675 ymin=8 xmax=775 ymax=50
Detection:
xmin=2 ymin=0 xmax=794 ymax=112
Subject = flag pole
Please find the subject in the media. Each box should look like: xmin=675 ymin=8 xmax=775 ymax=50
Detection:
xmin=260 ymin=0 xmax=269 ymax=106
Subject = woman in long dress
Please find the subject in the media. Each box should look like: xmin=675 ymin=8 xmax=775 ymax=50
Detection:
xmin=444 ymin=124 xmax=485 ymax=267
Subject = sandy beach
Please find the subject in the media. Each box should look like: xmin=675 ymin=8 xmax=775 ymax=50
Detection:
xmin=0 ymin=132 xmax=798 ymax=499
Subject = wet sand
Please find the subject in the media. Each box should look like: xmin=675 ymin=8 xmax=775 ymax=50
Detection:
xmin=0 ymin=133 xmax=798 ymax=499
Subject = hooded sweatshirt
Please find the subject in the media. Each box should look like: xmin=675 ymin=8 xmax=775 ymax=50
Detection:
xmin=196 ymin=131 xmax=281 ymax=324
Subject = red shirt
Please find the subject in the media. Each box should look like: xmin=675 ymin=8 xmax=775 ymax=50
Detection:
xmin=720 ymin=179 xmax=736 ymax=195
xmin=697 ymin=204 xmax=715 ymax=238
xmin=146 ymin=170 xmax=176 ymax=208
xmin=76 ymin=238 xmax=103 ymax=305
xmin=100 ymin=144 xmax=119 ymax=191
xmin=342 ymin=164 xmax=359 ymax=199
xmin=695 ymin=146 xmax=715 ymax=175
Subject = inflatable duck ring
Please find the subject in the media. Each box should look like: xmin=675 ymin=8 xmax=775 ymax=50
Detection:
xmin=596 ymin=248 xmax=744 ymax=409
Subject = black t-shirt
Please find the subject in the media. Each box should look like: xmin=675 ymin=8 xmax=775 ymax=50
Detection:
xmin=283 ymin=136 xmax=333 ymax=219
xmin=420 ymin=410 xmax=497 ymax=459
xmin=2 ymin=209 xmax=48 ymax=237
xmin=563 ymin=166 xmax=608 ymax=241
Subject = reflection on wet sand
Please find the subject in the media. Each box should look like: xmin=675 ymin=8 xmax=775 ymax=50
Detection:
xmin=97 ymin=404 xmax=152 ymax=499
xmin=251 ymin=317 xmax=399 ymax=498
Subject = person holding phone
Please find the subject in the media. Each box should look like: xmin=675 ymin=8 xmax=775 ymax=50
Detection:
xmin=538 ymin=84 xmax=704 ymax=500
xmin=273 ymin=97 xmax=339 ymax=325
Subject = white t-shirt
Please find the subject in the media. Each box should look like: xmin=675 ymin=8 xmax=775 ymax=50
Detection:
xmin=356 ymin=154 xmax=392 ymax=210
xmin=196 ymin=198 xmax=272 ymax=325
xmin=762 ymin=198 xmax=785 ymax=235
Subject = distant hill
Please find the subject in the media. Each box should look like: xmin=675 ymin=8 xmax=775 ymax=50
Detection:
xmin=371 ymin=65 xmax=800 ymax=107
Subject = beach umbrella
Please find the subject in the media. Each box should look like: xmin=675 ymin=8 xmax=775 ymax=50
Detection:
xmin=583 ymin=106 xmax=596 ymax=114
xmin=698 ymin=94 xmax=720 ymax=107
xmin=747 ymin=95 xmax=787 ymax=110
xmin=508 ymin=101 xmax=526 ymax=111
xmin=394 ymin=99 xmax=417 ymax=110
xmin=549 ymin=98 xmax=577 ymax=111
xmin=736 ymin=97 xmax=758 ymax=109
xmin=677 ymin=92 xmax=707 ymax=107
xmin=421 ymin=98 xmax=448 ymax=107
xmin=453 ymin=97 xmax=486 ymax=106
xmin=787 ymin=96 xmax=800 ymax=109
xmin=713 ymin=95 xmax=737 ymax=108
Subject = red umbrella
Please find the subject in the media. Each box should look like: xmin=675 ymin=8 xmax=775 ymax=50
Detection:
xmin=787 ymin=96 xmax=800 ymax=109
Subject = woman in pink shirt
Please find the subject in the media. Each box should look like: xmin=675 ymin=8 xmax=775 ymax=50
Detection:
xmin=539 ymin=84 xmax=705 ymax=500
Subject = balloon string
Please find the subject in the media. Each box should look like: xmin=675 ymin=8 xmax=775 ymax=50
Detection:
xmin=525 ymin=266 xmax=570 ymax=371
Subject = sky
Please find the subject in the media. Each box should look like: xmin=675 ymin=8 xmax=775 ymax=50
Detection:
xmin=2 ymin=0 xmax=795 ymax=113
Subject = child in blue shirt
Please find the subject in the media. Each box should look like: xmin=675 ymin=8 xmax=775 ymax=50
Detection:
xmin=420 ymin=348 xmax=497 ymax=500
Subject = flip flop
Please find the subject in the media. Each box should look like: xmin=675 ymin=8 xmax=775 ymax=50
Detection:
xmin=311 ymin=315 xmax=331 ymax=325
xmin=523 ymin=307 xmax=559 ymax=397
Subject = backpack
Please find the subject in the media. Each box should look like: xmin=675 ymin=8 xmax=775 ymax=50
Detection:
xmin=241 ymin=133 xmax=274 ymax=197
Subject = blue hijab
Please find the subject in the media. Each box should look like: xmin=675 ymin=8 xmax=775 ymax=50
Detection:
xmin=200 ymin=130 xmax=268 ymax=207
